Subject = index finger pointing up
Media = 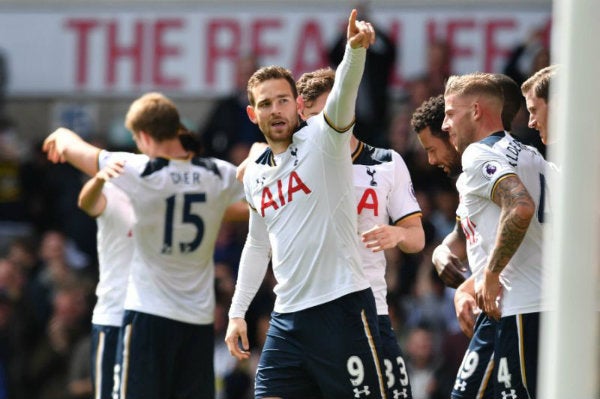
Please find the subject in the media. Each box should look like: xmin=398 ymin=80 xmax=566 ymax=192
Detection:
xmin=348 ymin=8 xmax=357 ymax=27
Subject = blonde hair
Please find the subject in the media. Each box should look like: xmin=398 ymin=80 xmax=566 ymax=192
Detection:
xmin=445 ymin=72 xmax=504 ymax=109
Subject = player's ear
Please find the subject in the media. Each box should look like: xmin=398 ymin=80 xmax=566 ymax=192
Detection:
xmin=246 ymin=105 xmax=258 ymax=124
xmin=296 ymin=95 xmax=305 ymax=117
xmin=472 ymin=102 xmax=482 ymax=121
xmin=138 ymin=130 xmax=151 ymax=144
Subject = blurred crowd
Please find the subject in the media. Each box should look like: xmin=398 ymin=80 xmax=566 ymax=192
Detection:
xmin=0 ymin=21 xmax=550 ymax=399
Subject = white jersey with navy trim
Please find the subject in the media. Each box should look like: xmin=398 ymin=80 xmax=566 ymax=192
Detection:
xmin=352 ymin=142 xmax=421 ymax=315
xmin=456 ymin=131 xmax=549 ymax=316
xmin=92 ymin=182 xmax=135 ymax=327
xmin=242 ymin=116 xmax=370 ymax=313
xmin=99 ymin=151 xmax=244 ymax=324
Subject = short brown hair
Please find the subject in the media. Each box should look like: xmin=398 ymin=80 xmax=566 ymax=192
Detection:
xmin=492 ymin=74 xmax=522 ymax=131
xmin=247 ymin=66 xmax=297 ymax=106
xmin=521 ymin=65 xmax=558 ymax=102
xmin=296 ymin=68 xmax=335 ymax=104
xmin=125 ymin=92 xmax=181 ymax=142
xmin=445 ymin=72 xmax=504 ymax=109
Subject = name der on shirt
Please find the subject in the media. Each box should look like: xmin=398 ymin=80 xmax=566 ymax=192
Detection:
xmin=170 ymin=171 xmax=201 ymax=185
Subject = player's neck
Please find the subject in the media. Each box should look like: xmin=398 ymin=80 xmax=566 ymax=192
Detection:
xmin=267 ymin=139 xmax=292 ymax=155
xmin=477 ymin=117 xmax=505 ymax=141
xmin=349 ymin=135 xmax=360 ymax=154
xmin=152 ymin=138 xmax=191 ymax=160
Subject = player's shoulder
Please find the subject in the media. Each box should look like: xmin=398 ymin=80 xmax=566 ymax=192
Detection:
xmin=100 ymin=150 xmax=151 ymax=176
xmin=190 ymin=156 xmax=237 ymax=178
xmin=352 ymin=141 xmax=393 ymax=166
xmin=101 ymin=150 xmax=147 ymax=165
xmin=463 ymin=135 xmax=504 ymax=165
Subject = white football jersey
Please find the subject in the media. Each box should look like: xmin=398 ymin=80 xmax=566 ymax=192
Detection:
xmin=99 ymin=151 xmax=244 ymax=324
xmin=352 ymin=142 xmax=421 ymax=315
xmin=243 ymin=116 xmax=370 ymax=313
xmin=456 ymin=131 xmax=550 ymax=316
xmin=92 ymin=182 xmax=135 ymax=327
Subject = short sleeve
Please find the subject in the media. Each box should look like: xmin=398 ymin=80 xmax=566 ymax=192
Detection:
xmin=461 ymin=144 xmax=516 ymax=200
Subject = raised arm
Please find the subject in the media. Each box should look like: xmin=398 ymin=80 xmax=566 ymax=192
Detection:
xmin=43 ymin=128 xmax=102 ymax=177
xmin=324 ymin=8 xmax=375 ymax=131
xmin=478 ymin=174 xmax=535 ymax=319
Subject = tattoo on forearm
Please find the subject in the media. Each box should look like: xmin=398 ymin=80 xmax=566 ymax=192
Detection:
xmin=488 ymin=176 xmax=535 ymax=273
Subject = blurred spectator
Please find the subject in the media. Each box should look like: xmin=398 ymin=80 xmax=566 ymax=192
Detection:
xmin=41 ymin=161 xmax=97 ymax=264
xmin=0 ymin=257 xmax=38 ymax=399
xmin=214 ymin=303 xmax=238 ymax=399
xmin=0 ymin=49 xmax=7 ymax=116
xmin=26 ymin=283 xmax=91 ymax=399
xmin=25 ymin=230 xmax=92 ymax=330
xmin=402 ymin=265 xmax=460 ymax=343
xmin=328 ymin=1 xmax=396 ymax=147
xmin=424 ymin=40 xmax=451 ymax=96
xmin=401 ymin=40 xmax=451 ymax=116
xmin=67 ymin=334 xmax=92 ymax=399
xmin=214 ymin=221 xmax=248 ymax=276
xmin=405 ymin=76 xmax=434 ymax=113
xmin=403 ymin=325 xmax=441 ymax=399
xmin=198 ymin=53 xmax=264 ymax=162
xmin=429 ymin=189 xmax=459 ymax=242
xmin=0 ymin=290 xmax=13 ymax=399
xmin=0 ymin=117 xmax=34 ymax=251
xmin=503 ymin=27 xmax=550 ymax=87
xmin=223 ymin=361 xmax=253 ymax=399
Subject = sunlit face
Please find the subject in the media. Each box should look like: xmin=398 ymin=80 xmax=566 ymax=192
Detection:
xmin=524 ymin=89 xmax=550 ymax=145
xmin=247 ymin=78 xmax=299 ymax=150
xmin=442 ymin=93 xmax=477 ymax=154
xmin=417 ymin=126 xmax=462 ymax=177
xmin=299 ymin=92 xmax=328 ymax=121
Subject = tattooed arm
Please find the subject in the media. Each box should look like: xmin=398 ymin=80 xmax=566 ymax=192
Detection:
xmin=478 ymin=174 xmax=535 ymax=319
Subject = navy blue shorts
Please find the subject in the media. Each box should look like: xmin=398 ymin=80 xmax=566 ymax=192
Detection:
xmin=255 ymin=289 xmax=387 ymax=399
xmin=451 ymin=313 xmax=496 ymax=399
xmin=91 ymin=324 xmax=120 ymax=399
xmin=378 ymin=315 xmax=412 ymax=399
xmin=493 ymin=312 xmax=540 ymax=399
xmin=114 ymin=310 xmax=214 ymax=399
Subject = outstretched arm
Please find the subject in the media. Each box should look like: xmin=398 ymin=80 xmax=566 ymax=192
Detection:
xmin=478 ymin=174 xmax=535 ymax=319
xmin=43 ymin=128 xmax=102 ymax=177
